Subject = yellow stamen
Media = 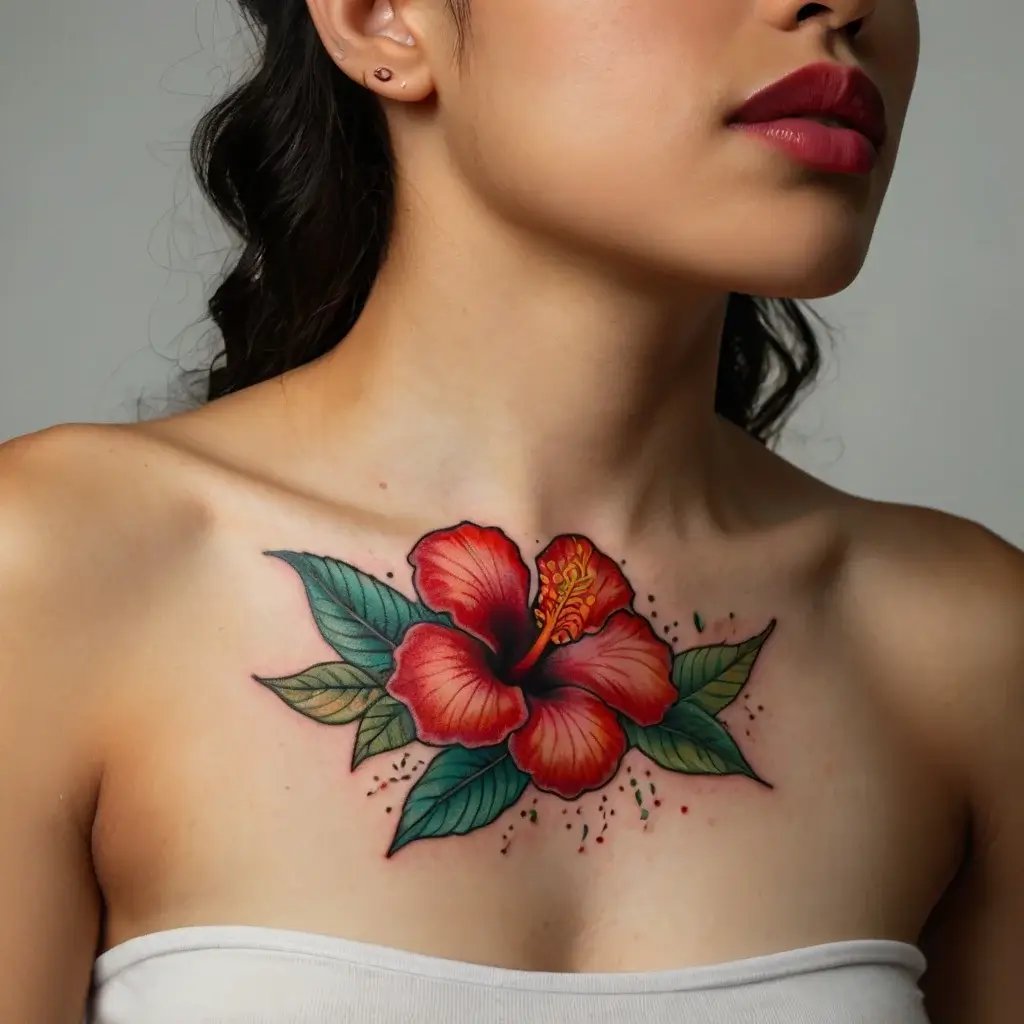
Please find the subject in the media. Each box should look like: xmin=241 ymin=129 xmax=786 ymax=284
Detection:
xmin=511 ymin=544 xmax=599 ymax=678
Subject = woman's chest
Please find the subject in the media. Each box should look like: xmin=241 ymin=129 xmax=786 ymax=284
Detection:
xmin=92 ymin=572 xmax=961 ymax=972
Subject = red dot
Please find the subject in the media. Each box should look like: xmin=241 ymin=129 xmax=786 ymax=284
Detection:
xmin=681 ymin=806 xmax=689 ymax=814
xmin=578 ymin=846 xmax=586 ymax=854
xmin=596 ymin=836 xmax=605 ymax=844
xmin=380 ymin=782 xmax=388 ymax=789
xmin=654 ymin=800 xmax=661 ymax=807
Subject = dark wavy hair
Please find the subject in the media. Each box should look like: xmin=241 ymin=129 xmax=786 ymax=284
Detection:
xmin=191 ymin=0 xmax=825 ymax=444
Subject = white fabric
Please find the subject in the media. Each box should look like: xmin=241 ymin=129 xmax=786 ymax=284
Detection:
xmin=87 ymin=925 xmax=931 ymax=1023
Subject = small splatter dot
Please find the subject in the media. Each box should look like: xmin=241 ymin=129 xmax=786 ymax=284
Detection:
xmin=673 ymin=620 xmax=679 ymax=627
xmin=729 ymin=612 xmax=736 ymax=620
xmin=578 ymin=846 xmax=586 ymax=854
xmin=758 ymin=705 xmax=764 ymax=712
xmin=672 ymin=636 xmax=678 ymax=644
xmin=694 ymin=612 xmax=706 ymax=633
xmin=385 ymin=807 xmax=392 ymax=814
xmin=654 ymin=800 xmax=662 ymax=808
xmin=596 ymin=836 xmax=605 ymax=845
xmin=566 ymin=823 xmax=572 ymax=830
xmin=681 ymin=806 xmax=689 ymax=814
xmin=529 ymin=809 xmax=538 ymax=824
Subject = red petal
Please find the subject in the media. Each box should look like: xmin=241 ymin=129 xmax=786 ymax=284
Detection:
xmin=410 ymin=523 xmax=533 ymax=655
xmin=535 ymin=535 xmax=634 ymax=635
xmin=388 ymin=623 xmax=528 ymax=747
xmin=540 ymin=611 xmax=675 ymax=726
xmin=508 ymin=688 xmax=626 ymax=799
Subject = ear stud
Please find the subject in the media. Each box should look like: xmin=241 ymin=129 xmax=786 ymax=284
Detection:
xmin=373 ymin=67 xmax=394 ymax=83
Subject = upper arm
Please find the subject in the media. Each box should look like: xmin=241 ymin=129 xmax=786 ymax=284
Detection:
xmin=917 ymin=529 xmax=1024 ymax=1024
xmin=0 ymin=430 xmax=106 ymax=1022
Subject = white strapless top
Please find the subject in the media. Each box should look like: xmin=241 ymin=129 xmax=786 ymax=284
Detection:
xmin=87 ymin=926 xmax=930 ymax=1023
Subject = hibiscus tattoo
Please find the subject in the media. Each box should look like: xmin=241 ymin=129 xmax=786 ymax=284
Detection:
xmin=258 ymin=522 xmax=775 ymax=856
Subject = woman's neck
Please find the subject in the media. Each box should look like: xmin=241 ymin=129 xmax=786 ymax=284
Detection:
xmin=299 ymin=196 xmax=742 ymax=545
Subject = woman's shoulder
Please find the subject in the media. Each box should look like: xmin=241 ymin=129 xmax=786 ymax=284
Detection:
xmin=823 ymin=486 xmax=1023 ymax=796
xmin=0 ymin=420 xmax=217 ymax=578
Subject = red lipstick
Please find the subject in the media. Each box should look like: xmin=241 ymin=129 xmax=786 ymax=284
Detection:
xmin=729 ymin=62 xmax=888 ymax=175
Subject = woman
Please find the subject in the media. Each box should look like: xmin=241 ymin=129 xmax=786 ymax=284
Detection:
xmin=1 ymin=0 xmax=1020 ymax=1021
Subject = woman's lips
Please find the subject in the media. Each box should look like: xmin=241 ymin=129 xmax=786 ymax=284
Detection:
xmin=729 ymin=62 xmax=888 ymax=176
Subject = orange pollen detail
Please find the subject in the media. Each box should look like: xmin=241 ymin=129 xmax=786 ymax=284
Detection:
xmin=511 ymin=543 xmax=599 ymax=678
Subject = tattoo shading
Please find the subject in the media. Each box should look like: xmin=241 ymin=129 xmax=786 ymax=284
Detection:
xmin=257 ymin=522 xmax=775 ymax=856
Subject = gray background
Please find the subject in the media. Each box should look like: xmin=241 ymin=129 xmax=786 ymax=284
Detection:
xmin=1 ymin=1 xmax=1021 ymax=546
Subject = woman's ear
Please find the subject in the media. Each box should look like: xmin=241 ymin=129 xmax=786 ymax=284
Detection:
xmin=305 ymin=0 xmax=435 ymax=100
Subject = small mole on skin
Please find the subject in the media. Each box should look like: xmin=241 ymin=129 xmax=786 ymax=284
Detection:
xmin=387 ymin=572 xmax=394 ymax=579
xmin=379 ymin=481 xmax=388 ymax=490
xmin=647 ymin=595 xmax=655 ymax=603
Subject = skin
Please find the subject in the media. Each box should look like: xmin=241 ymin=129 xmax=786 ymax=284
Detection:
xmin=0 ymin=1 xmax=1021 ymax=1021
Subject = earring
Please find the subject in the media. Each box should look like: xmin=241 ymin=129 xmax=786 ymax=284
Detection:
xmin=373 ymin=67 xmax=394 ymax=83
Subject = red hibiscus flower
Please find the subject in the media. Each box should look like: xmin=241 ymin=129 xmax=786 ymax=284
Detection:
xmin=386 ymin=523 xmax=677 ymax=799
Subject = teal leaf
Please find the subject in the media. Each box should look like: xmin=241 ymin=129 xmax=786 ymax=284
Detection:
xmin=623 ymin=702 xmax=769 ymax=785
xmin=388 ymin=745 xmax=530 ymax=856
xmin=268 ymin=551 xmax=449 ymax=679
xmin=352 ymin=695 xmax=417 ymax=770
xmin=256 ymin=662 xmax=385 ymax=725
xmin=673 ymin=620 xmax=776 ymax=716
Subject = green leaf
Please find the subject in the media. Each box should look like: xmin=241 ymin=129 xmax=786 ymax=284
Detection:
xmin=388 ymin=745 xmax=530 ymax=856
xmin=673 ymin=620 xmax=776 ymax=716
xmin=623 ymin=702 xmax=769 ymax=785
xmin=268 ymin=551 xmax=448 ymax=679
xmin=352 ymin=695 xmax=417 ymax=770
xmin=256 ymin=662 xmax=385 ymax=725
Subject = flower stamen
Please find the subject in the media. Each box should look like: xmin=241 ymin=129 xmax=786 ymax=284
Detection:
xmin=511 ymin=543 xmax=599 ymax=678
